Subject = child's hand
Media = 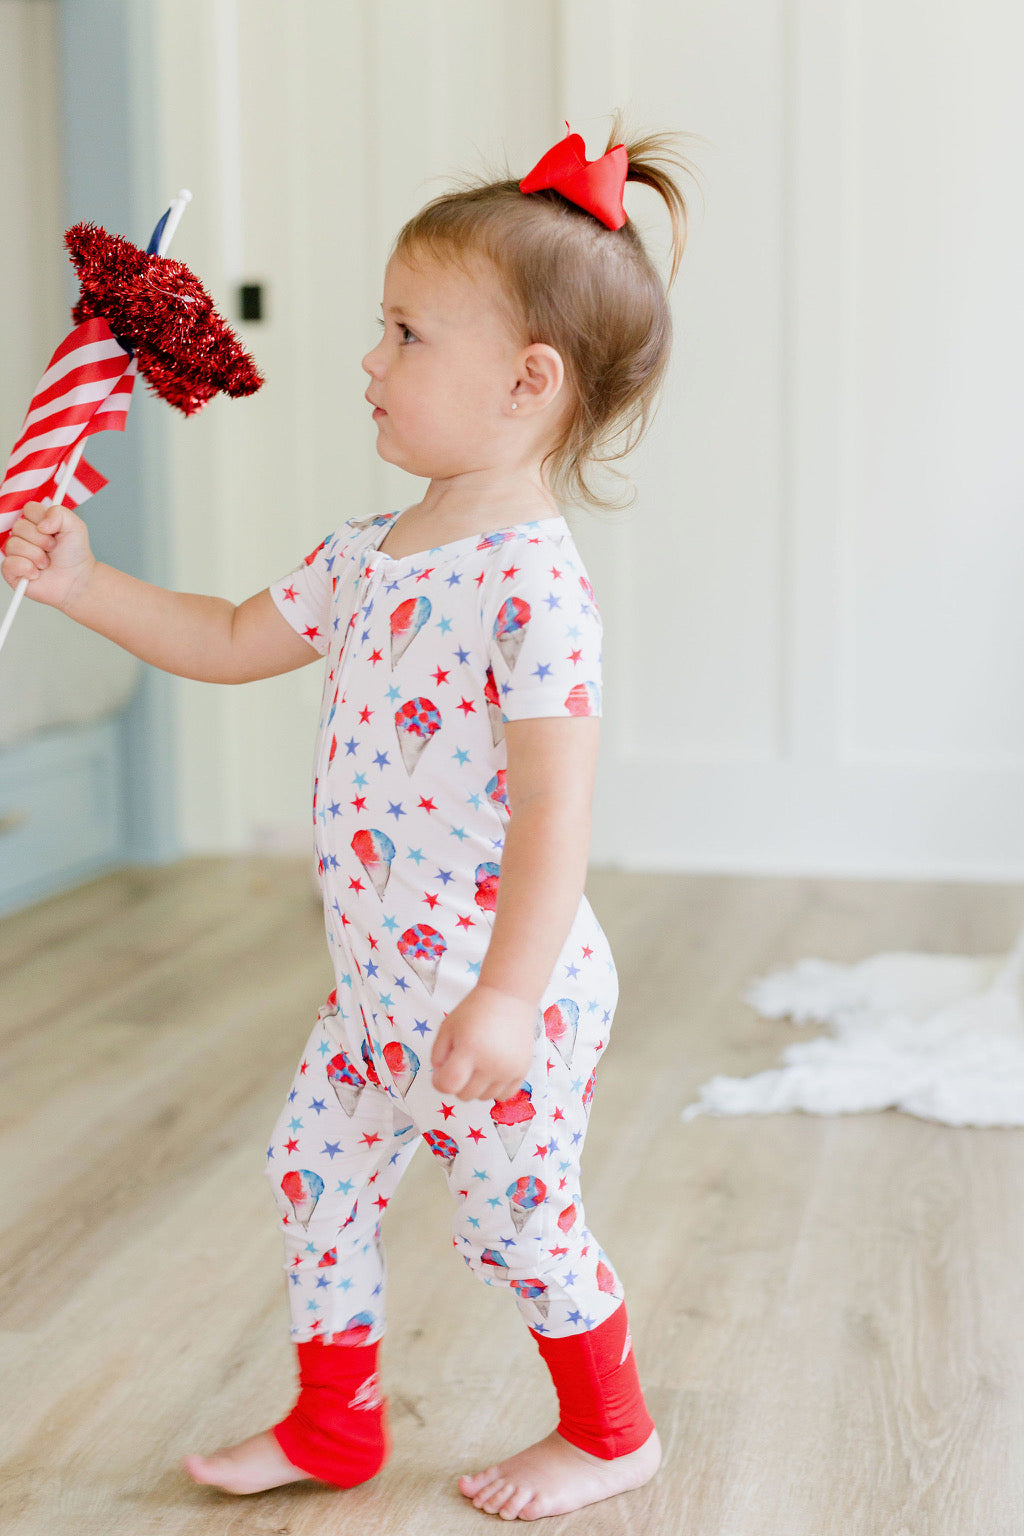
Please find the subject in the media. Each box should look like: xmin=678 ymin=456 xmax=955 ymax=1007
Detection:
xmin=431 ymin=983 xmax=536 ymax=1102
xmin=1 ymin=501 xmax=96 ymax=610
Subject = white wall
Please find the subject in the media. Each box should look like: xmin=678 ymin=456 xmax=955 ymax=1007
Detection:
xmin=145 ymin=0 xmax=1024 ymax=877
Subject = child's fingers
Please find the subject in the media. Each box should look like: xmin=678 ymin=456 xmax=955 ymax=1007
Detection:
xmin=7 ymin=520 xmax=55 ymax=554
xmin=2 ymin=553 xmax=43 ymax=583
xmin=3 ymin=534 xmax=49 ymax=572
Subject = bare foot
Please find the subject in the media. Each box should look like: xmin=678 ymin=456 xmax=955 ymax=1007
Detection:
xmin=457 ymin=1426 xmax=662 ymax=1520
xmin=183 ymin=1430 xmax=316 ymax=1495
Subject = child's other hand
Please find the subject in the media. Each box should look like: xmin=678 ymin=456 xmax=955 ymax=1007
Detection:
xmin=1 ymin=501 xmax=95 ymax=609
xmin=431 ymin=983 xmax=536 ymax=1102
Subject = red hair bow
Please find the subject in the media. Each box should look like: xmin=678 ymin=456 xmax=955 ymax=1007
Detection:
xmin=519 ymin=124 xmax=628 ymax=230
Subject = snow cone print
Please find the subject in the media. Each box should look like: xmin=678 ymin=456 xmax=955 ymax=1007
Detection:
xmin=397 ymin=923 xmax=446 ymax=993
xmin=486 ymin=769 xmax=509 ymax=812
xmin=360 ymin=1037 xmax=384 ymax=1089
xmin=390 ymin=595 xmax=431 ymax=665
xmin=511 ymin=1277 xmax=551 ymax=1319
xmin=565 ymin=681 xmax=600 ymax=716
xmin=331 ymin=1312 xmax=375 ymax=1347
xmin=507 ymin=1174 xmax=546 ymax=1233
xmin=281 ymin=1169 xmax=324 ymax=1228
xmin=490 ymin=1083 xmax=536 ymax=1159
xmin=393 ymin=1118 xmax=419 ymax=1146
xmin=557 ymin=1202 xmax=578 ymax=1235
xmin=481 ymin=1247 xmax=510 ymax=1277
xmin=543 ymin=999 xmax=579 ymax=1066
xmin=423 ymin=1128 xmax=459 ymax=1168
xmin=474 ymin=861 xmax=500 ymax=912
xmin=319 ymin=1247 xmax=337 ymax=1268
xmin=596 ymin=1251 xmax=618 ymax=1295
xmin=484 ymin=665 xmax=504 ymax=742
xmin=351 ymin=828 xmax=396 ymax=898
xmin=477 ymin=528 xmax=517 ymax=551
xmin=327 ymin=1050 xmax=365 ymax=1117
xmin=493 ymin=596 xmax=530 ymax=672
xmin=395 ymin=696 xmax=442 ymax=773
xmin=582 ymin=1066 xmax=597 ymax=1112
xmin=382 ymin=1041 xmax=420 ymax=1097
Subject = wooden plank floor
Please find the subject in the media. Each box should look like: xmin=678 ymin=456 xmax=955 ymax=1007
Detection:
xmin=1 ymin=858 xmax=1023 ymax=1535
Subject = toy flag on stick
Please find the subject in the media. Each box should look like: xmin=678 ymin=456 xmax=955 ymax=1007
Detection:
xmin=0 ymin=318 xmax=137 ymax=535
xmin=0 ymin=189 xmax=263 ymax=656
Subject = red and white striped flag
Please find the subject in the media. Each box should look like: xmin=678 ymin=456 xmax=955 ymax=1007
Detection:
xmin=0 ymin=316 xmax=136 ymax=551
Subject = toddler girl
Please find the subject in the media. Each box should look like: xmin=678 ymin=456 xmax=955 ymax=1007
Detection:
xmin=2 ymin=114 xmax=693 ymax=1521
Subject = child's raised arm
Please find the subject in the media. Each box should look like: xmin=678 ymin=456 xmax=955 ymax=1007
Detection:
xmin=1 ymin=500 xmax=317 ymax=684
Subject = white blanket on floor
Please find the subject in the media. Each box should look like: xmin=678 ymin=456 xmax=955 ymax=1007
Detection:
xmin=681 ymin=926 xmax=1024 ymax=1128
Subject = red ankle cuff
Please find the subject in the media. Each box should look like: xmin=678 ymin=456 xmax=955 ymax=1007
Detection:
xmin=272 ymin=1337 xmax=389 ymax=1488
xmin=530 ymin=1303 xmax=655 ymax=1459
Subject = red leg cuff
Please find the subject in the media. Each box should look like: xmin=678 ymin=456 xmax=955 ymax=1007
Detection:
xmin=530 ymin=1303 xmax=655 ymax=1460
xmin=272 ymin=1337 xmax=389 ymax=1488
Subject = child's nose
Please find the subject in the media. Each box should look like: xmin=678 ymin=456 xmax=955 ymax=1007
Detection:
xmin=362 ymin=344 xmax=384 ymax=378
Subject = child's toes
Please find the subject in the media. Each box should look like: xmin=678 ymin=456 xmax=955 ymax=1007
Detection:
xmin=478 ymin=1478 xmax=515 ymax=1513
xmin=459 ymin=1466 xmax=500 ymax=1497
xmin=499 ymin=1484 xmax=536 ymax=1520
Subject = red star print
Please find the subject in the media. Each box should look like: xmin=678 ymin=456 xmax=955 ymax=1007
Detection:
xmin=285 ymin=1137 xmax=299 ymax=1153
xmin=416 ymin=567 xmax=434 ymax=582
xmin=359 ymin=706 xmax=373 ymax=723
xmin=467 ymin=1126 xmax=486 ymax=1143
xmin=455 ymin=914 xmax=475 ymax=930
xmin=548 ymin=1245 xmax=569 ymax=1258
xmin=303 ymin=626 xmax=320 ymax=642
xmin=340 ymin=911 xmax=351 ymax=927
xmin=474 ymin=571 xmax=486 ymax=587
xmin=299 ymin=1059 xmax=309 ymax=1075
xmin=549 ymin=566 xmax=562 ymax=580
xmin=432 ymin=667 xmax=450 ymax=685
xmin=423 ymin=892 xmax=439 ymax=909
xmin=374 ymin=1195 xmax=389 ymax=1211
xmin=552 ymin=1106 xmax=565 ymax=1122
xmin=352 ymin=795 xmax=367 ymax=812
xmin=568 ymin=649 xmax=582 ymax=665
xmin=457 ymin=697 xmax=476 ymax=715
xmin=281 ymin=584 xmax=298 ymax=602
xmin=533 ymin=1143 xmax=548 ymax=1159
xmin=349 ymin=877 xmax=365 ymax=893
xmin=291 ymin=1253 xmax=303 ymax=1267
xmin=361 ymin=1132 xmax=383 ymax=1148
xmin=369 ymin=648 xmax=383 ymax=664
xmin=367 ymin=933 xmax=379 ymax=950
xmin=582 ymin=945 xmax=593 ymax=959
xmin=558 ymin=1176 xmax=568 ymax=1190
xmin=500 ymin=564 xmax=520 ymax=581
xmin=418 ymin=796 xmax=437 ymax=813
xmin=440 ymin=1103 xmax=456 ymax=1120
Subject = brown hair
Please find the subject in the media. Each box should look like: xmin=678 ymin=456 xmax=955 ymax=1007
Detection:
xmin=392 ymin=111 xmax=704 ymax=510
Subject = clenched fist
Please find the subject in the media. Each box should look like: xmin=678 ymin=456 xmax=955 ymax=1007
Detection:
xmin=1 ymin=500 xmax=96 ymax=610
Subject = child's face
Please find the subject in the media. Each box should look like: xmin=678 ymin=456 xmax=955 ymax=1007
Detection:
xmin=362 ymin=251 xmax=527 ymax=479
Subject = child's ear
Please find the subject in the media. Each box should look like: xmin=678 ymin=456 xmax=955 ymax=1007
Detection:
xmin=511 ymin=343 xmax=565 ymax=413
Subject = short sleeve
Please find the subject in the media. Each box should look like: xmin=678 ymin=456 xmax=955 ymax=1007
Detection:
xmin=268 ymin=533 xmax=336 ymax=656
xmin=481 ymin=536 xmax=603 ymax=721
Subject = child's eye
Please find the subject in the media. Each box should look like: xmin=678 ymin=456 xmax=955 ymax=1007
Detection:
xmin=398 ymin=323 xmax=417 ymax=344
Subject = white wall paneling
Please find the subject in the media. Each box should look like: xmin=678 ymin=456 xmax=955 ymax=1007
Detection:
xmin=560 ymin=0 xmax=1024 ymax=877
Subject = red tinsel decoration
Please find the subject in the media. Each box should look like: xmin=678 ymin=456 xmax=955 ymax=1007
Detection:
xmin=66 ymin=222 xmax=264 ymax=417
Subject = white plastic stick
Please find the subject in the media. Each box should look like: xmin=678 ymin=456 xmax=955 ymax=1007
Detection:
xmin=0 ymin=190 xmax=193 ymax=657
xmin=157 ymin=189 xmax=193 ymax=257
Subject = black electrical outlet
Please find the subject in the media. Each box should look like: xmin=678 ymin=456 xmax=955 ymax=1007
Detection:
xmin=239 ymin=283 xmax=264 ymax=322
